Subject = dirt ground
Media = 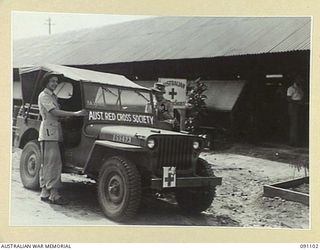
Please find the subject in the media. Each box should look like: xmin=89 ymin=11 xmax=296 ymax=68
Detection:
xmin=10 ymin=145 xmax=309 ymax=228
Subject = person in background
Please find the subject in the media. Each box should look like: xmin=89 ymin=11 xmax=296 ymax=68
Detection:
xmin=151 ymin=82 xmax=178 ymax=130
xmin=287 ymin=75 xmax=304 ymax=147
xmin=38 ymin=72 xmax=87 ymax=205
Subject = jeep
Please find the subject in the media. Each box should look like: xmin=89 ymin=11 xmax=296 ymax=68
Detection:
xmin=14 ymin=64 xmax=222 ymax=221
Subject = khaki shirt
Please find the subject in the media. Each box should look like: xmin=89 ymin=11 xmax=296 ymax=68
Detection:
xmin=38 ymin=88 xmax=63 ymax=141
xmin=155 ymin=98 xmax=174 ymax=121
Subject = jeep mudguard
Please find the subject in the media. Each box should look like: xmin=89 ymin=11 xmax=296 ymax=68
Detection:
xmin=83 ymin=140 xmax=147 ymax=178
xmin=18 ymin=128 xmax=39 ymax=149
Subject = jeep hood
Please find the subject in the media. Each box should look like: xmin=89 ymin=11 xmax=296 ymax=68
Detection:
xmin=86 ymin=125 xmax=189 ymax=139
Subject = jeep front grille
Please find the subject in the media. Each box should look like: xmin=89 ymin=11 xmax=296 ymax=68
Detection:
xmin=155 ymin=135 xmax=193 ymax=172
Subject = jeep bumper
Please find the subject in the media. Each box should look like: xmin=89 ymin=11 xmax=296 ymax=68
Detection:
xmin=150 ymin=176 xmax=222 ymax=190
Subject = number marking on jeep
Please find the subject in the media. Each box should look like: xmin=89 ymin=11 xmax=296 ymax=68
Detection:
xmin=112 ymin=134 xmax=132 ymax=143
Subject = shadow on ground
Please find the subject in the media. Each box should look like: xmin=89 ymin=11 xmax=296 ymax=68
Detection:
xmin=51 ymin=181 xmax=239 ymax=227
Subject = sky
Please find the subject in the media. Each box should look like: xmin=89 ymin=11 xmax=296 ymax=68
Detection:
xmin=12 ymin=11 xmax=153 ymax=40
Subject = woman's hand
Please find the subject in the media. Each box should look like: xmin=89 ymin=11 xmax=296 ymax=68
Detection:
xmin=74 ymin=109 xmax=88 ymax=117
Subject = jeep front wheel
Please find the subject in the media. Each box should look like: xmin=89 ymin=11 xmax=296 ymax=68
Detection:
xmin=19 ymin=140 xmax=41 ymax=190
xmin=175 ymin=158 xmax=216 ymax=213
xmin=97 ymin=156 xmax=141 ymax=222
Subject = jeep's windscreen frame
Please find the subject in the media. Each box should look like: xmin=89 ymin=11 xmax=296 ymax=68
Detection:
xmin=81 ymin=81 xmax=154 ymax=114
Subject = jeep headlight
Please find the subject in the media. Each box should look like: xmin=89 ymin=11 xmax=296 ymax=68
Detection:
xmin=193 ymin=141 xmax=200 ymax=150
xmin=147 ymin=138 xmax=156 ymax=149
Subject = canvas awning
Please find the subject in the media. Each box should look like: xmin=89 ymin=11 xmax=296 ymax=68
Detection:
xmin=203 ymin=80 xmax=246 ymax=111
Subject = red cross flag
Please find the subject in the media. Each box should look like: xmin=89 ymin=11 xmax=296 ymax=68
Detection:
xmin=158 ymin=78 xmax=187 ymax=108
xmin=163 ymin=167 xmax=176 ymax=188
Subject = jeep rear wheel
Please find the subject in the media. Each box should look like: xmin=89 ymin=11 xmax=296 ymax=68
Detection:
xmin=20 ymin=140 xmax=41 ymax=190
xmin=175 ymin=158 xmax=216 ymax=213
xmin=97 ymin=156 xmax=141 ymax=222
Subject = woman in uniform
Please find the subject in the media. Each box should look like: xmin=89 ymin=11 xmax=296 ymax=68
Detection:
xmin=38 ymin=72 xmax=87 ymax=205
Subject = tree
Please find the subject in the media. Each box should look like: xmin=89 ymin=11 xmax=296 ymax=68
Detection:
xmin=185 ymin=78 xmax=208 ymax=133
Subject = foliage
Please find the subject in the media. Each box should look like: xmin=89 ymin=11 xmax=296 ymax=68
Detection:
xmin=185 ymin=78 xmax=208 ymax=133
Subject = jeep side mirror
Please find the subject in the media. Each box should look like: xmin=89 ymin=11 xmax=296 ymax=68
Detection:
xmin=54 ymin=82 xmax=73 ymax=99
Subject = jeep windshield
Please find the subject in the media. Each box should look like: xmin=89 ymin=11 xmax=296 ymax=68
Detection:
xmin=83 ymin=83 xmax=153 ymax=114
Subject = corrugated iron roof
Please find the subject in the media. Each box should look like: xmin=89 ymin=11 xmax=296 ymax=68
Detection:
xmin=13 ymin=16 xmax=311 ymax=67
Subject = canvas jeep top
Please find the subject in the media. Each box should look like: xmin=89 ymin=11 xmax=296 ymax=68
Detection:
xmin=15 ymin=64 xmax=222 ymax=221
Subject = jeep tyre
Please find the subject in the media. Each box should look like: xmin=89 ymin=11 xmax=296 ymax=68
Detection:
xmin=20 ymin=140 xmax=41 ymax=190
xmin=97 ymin=156 xmax=141 ymax=222
xmin=175 ymin=158 xmax=216 ymax=213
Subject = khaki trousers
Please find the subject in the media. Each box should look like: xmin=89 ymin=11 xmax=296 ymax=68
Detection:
xmin=39 ymin=141 xmax=62 ymax=200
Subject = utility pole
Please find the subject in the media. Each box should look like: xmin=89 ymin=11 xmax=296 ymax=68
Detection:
xmin=45 ymin=17 xmax=55 ymax=35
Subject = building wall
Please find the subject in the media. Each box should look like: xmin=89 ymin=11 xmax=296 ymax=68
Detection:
xmin=13 ymin=51 xmax=310 ymax=144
